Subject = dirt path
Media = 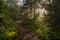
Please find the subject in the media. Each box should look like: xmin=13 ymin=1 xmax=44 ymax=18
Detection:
xmin=13 ymin=21 xmax=39 ymax=40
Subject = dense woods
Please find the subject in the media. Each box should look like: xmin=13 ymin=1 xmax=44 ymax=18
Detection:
xmin=0 ymin=0 xmax=60 ymax=40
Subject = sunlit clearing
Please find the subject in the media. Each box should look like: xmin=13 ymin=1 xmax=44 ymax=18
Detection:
xmin=36 ymin=8 xmax=48 ymax=17
xmin=40 ymin=0 xmax=50 ymax=4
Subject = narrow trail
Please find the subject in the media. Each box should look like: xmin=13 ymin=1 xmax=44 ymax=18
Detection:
xmin=13 ymin=21 xmax=39 ymax=40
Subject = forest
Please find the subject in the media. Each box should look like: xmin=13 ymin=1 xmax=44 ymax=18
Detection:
xmin=0 ymin=0 xmax=60 ymax=40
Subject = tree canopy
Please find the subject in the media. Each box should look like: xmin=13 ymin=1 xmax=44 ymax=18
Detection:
xmin=0 ymin=0 xmax=60 ymax=40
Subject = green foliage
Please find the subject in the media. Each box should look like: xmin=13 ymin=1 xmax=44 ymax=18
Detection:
xmin=0 ymin=0 xmax=60 ymax=40
xmin=0 ymin=0 xmax=17 ymax=40
xmin=21 ymin=20 xmax=40 ymax=30
xmin=21 ymin=0 xmax=60 ymax=40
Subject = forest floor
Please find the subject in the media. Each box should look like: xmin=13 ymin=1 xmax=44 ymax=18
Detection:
xmin=14 ymin=21 xmax=39 ymax=40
